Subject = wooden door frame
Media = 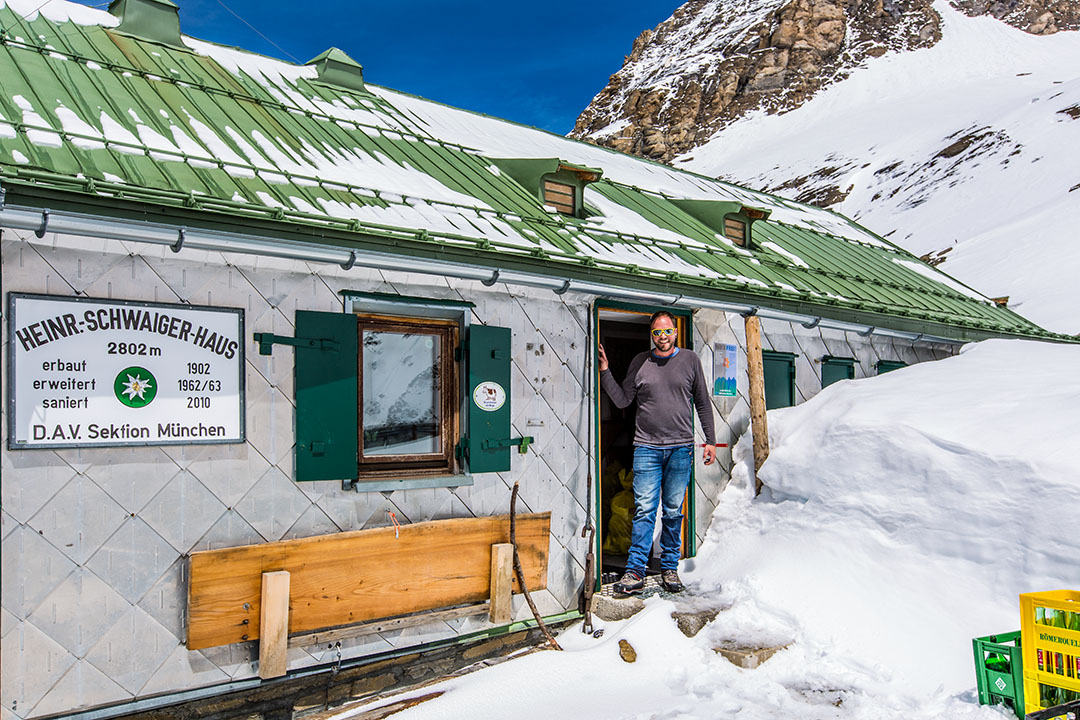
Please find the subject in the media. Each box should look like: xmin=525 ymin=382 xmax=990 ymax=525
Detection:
xmin=591 ymin=301 xmax=697 ymax=589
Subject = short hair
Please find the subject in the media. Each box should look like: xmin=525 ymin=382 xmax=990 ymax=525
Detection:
xmin=649 ymin=310 xmax=677 ymax=328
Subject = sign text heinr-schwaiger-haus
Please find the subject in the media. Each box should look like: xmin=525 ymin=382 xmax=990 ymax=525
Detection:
xmin=8 ymin=294 xmax=245 ymax=448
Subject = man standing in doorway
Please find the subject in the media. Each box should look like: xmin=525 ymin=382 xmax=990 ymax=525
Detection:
xmin=599 ymin=311 xmax=716 ymax=595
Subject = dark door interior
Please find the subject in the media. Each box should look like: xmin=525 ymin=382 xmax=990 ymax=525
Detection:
xmin=596 ymin=309 xmax=689 ymax=581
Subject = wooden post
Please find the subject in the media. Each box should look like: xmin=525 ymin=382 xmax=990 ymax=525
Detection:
xmin=258 ymin=571 xmax=290 ymax=679
xmin=744 ymin=314 xmax=769 ymax=495
xmin=489 ymin=543 xmax=513 ymax=624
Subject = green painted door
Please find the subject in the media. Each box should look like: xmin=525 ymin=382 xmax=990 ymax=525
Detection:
xmin=762 ymin=351 xmax=796 ymax=409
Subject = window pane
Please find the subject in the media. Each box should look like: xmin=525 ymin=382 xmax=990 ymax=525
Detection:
xmin=362 ymin=330 xmax=441 ymax=456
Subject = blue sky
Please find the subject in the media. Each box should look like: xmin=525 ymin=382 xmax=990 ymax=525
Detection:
xmin=74 ymin=0 xmax=682 ymax=134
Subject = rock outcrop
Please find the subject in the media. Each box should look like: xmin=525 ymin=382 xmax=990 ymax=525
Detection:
xmin=952 ymin=0 xmax=1080 ymax=34
xmin=571 ymin=0 xmax=1077 ymax=164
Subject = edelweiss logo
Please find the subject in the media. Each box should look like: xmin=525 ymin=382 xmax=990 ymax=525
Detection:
xmin=114 ymin=366 xmax=158 ymax=408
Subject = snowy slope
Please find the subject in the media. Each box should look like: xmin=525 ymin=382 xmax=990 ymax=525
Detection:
xmin=678 ymin=2 xmax=1080 ymax=335
xmin=333 ymin=338 xmax=1080 ymax=719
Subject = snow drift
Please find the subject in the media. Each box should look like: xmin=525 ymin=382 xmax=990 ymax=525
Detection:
xmin=350 ymin=338 xmax=1080 ymax=720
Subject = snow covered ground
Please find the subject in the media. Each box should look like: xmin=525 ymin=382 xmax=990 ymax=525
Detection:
xmin=332 ymin=338 xmax=1080 ymax=719
xmin=678 ymin=1 xmax=1080 ymax=336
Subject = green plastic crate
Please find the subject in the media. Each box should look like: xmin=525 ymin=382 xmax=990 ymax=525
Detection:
xmin=974 ymin=631 xmax=1026 ymax=719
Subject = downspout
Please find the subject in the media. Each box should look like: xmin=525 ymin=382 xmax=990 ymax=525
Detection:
xmin=580 ymin=299 xmax=597 ymax=634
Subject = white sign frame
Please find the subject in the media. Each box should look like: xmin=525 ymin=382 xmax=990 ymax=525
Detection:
xmin=7 ymin=293 xmax=245 ymax=449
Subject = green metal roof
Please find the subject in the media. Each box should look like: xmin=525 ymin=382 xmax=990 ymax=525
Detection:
xmin=0 ymin=0 xmax=1065 ymax=342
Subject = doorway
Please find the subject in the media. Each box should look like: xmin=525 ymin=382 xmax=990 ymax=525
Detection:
xmin=595 ymin=305 xmax=694 ymax=583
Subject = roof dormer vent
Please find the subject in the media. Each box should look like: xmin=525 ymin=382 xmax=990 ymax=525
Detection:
xmin=108 ymin=0 xmax=183 ymax=49
xmin=490 ymin=158 xmax=602 ymax=219
xmin=670 ymin=199 xmax=771 ymax=249
xmin=305 ymin=48 xmax=366 ymax=93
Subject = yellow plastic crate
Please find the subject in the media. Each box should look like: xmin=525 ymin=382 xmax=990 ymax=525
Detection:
xmin=1020 ymin=590 xmax=1080 ymax=715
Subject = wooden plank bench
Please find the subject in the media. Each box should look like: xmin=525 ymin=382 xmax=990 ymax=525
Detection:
xmin=188 ymin=512 xmax=551 ymax=677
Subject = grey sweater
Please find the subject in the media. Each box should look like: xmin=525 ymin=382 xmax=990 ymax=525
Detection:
xmin=600 ymin=348 xmax=716 ymax=447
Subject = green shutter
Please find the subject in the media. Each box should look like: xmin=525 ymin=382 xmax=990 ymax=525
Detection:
xmin=466 ymin=324 xmax=512 ymax=474
xmin=762 ymin=351 xmax=796 ymax=410
xmin=295 ymin=310 xmax=358 ymax=481
xmin=821 ymin=357 xmax=855 ymax=388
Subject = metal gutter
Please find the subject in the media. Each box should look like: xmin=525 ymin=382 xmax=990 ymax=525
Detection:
xmin=0 ymin=201 xmax=977 ymax=345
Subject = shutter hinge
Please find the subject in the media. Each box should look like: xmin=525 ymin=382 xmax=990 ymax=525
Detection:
xmin=253 ymin=332 xmax=340 ymax=356
xmin=481 ymin=436 xmax=533 ymax=454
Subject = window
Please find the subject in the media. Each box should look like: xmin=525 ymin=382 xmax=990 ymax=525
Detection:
xmin=543 ymin=179 xmax=576 ymax=216
xmin=358 ymin=316 xmax=458 ymax=479
xmin=724 ymin=217 xmax=747 ymax=246
xmin=821 ymin=356 xmax=855 ymax=388
xmin=761 ymin=350 xmax=796 ymax=409
xmin=290 ymin=296 xmax=516 ymax=488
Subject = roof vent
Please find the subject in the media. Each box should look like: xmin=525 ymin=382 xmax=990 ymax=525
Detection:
xmin=670 ymin=200 xmax=771 ymax=249
xmin=108 ymin=0 xmax=183 ymax=49
xmin=489 ymin=158 xmax=602 ymax=219
xmin=305 ymin=48 xmax=365 ymax=93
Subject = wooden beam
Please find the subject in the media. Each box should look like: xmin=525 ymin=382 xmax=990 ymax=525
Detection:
xmin=188 ymin=513 xmax=550 ymax=650
xmin=489 ymin=543 xmax=513 ymax=625
xmin=258 ymin=571 xmax=290 ymax=679
xmin=744 ymin=314 xmax=769 ymax=494
xmin=288 ymin=603 xmax=489 ymax=648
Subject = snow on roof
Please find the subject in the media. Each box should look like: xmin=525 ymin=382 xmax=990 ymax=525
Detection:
xmin=0 ymin=0 xmax=118 ymax=27
xmin=373 ymin=84 xmax=895 ymax=250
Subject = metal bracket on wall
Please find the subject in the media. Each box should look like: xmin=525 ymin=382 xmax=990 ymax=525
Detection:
xmin=253 ymin=332 xmax=339 ymax=356
xmin=482 ymin=436 xmax=534 ymax=454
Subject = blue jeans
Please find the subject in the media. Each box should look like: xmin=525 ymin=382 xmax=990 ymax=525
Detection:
xmin=625 ymin=445 xmax=692 ymax=575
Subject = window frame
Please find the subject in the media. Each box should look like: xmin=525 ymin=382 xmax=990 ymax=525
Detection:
xmin=820 ymin=356 xmax=855 ymax=388
xmin=876 ymin=360 xmax=907 ymax=375
xmin=355 ymin=314 xmax=460 ymax=480
xmin=761 ymin=350 xmax=796 ymax=409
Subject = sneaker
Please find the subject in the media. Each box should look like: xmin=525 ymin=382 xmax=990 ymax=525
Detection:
xmin=613 ymin=570 xmax=645 ymax=596
xmin=660 ymin=569 xmax=685 ymax=593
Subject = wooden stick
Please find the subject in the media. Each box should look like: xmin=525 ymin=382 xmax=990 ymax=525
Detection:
xmin=489 ymin=543 xmax=513 ymax=624
xmin=258 ymin=571 xmax=290 ymax=679
xmin=744 ymin=314 xmax=770 ymax=495
xmin=510 ymin=482 xmax=562 ymax=651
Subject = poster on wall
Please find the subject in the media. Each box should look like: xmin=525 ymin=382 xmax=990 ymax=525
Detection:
xmin=8 ymin=294 xmax=245 ymax=449
xmin=713 ymin=343 xmax=737 ymax=397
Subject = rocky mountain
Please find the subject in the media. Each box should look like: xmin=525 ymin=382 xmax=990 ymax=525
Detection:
xmin=571 ymin=0 xmax=1080 ymax=336
xmin=572 ymin=0 xmax=1078 ymax=163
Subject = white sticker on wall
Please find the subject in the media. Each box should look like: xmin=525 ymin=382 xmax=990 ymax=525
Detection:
xmin=472 ymin=381 xmax=506 ymax=412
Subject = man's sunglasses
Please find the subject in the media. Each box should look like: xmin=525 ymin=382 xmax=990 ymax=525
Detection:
xmin=651 ymin=328 xmax=676 ymax=337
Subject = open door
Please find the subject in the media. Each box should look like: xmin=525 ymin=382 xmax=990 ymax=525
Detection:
xmin=594 ymin=305 xmax=694 ymax=584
